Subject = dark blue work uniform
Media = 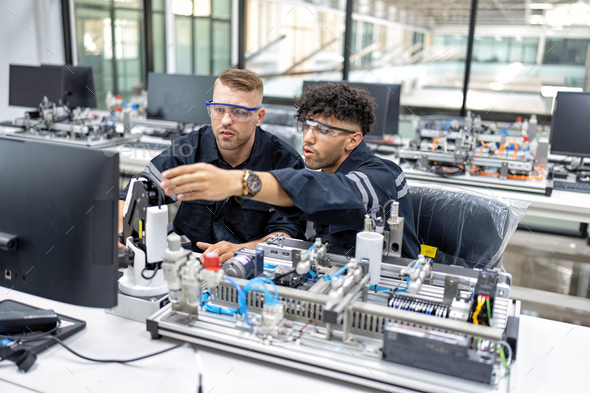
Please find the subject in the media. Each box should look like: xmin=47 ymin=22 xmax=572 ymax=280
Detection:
xmin=270 ymin=141 xmax=420 ymax=259
xmin=120 ymin=126 xmax=306 ymax=251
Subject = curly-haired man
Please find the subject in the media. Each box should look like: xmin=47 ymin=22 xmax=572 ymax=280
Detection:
xmin=158 ymin=82 xmax=420 ymax=258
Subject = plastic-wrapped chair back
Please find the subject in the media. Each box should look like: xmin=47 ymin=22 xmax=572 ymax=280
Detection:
xmin=409 ymin=183 xmax=529 ymax=269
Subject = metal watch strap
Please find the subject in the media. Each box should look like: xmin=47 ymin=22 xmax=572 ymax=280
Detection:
xmin=242 ymin=169 xmax=254 ymax=198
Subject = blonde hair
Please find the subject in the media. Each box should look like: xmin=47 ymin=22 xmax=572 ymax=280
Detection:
xmin=214 ymin=69 xmax=263 ymax=94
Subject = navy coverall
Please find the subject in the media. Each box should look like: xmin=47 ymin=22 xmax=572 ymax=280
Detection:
xmin=270 ymin=141 xmax=420 ymax=259
xmin=120 ymin=126 xmax=306 ymax=251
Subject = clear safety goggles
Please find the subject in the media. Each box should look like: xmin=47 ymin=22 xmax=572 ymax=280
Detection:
xmin=297 ymin=118 xmax=358 ymax=139
xmin=206 ymin=100 xmax=261 ymax=122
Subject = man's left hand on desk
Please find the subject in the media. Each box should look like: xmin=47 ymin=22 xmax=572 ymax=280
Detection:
xmin=197 ymin=240 xmax=242 ymax=263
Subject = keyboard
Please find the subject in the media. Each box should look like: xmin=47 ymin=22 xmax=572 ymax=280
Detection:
xmin=553 ymin=180 xmax=590 ymax=193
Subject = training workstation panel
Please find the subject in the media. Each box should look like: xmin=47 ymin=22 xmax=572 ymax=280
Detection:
xmin=1 ymin=288 xmax=589 ymax=393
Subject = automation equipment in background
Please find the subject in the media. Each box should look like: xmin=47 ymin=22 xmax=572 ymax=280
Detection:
xmin=6 ymin=96 xmax=138 ymax=148
xmin=4 ymin=65 xmax=138 ymax=148
xmin=145 ymin=198 xmax=520 ymax=393
xmin=398 ymin=111 xmax=550 ymax=195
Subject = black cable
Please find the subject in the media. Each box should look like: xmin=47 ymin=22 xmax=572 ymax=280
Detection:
xmin=291 ymin=276 xmax=307 ymax=288
xmin=22 ymin=336 xmax=183 ymax=363
xmin=432 ymin=164 xmax=465 ymax=177
xmin=392 ymin=279 xmax=404 ymax=292
xmin=141 ymin=267 xmax=159 ymax=280
xmin=272 ymin=269 xmax=296 ymax=283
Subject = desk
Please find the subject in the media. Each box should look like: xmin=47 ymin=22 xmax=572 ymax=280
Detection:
xmin=371 ymin=151 xmax=590 ymax=225
xmin=0 ymin=291 xmax=361 ymax=393
xmin=1 ymin=290 xmax=589 ymax=393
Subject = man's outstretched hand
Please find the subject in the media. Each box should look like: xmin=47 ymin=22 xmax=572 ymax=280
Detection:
xmin=160 ymin=163 xmax=242 ymax=202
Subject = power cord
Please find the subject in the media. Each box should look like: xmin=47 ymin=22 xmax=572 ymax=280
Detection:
xmin=3 ymin=335 xmax=204 ymax=391
xmin=141 ymin=266 xmax=160 ymax=280
xmin=0 ymin=324 xmax=186 ymax=373
xmin=22 ymin=335 xmax=183 ymax=363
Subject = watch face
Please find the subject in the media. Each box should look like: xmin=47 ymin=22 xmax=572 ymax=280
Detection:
xmin=247 ymin=173 xmax=262 ymax=194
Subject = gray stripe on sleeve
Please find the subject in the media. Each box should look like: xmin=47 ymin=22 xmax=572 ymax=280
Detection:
xmin=346 ymin=173 xmax=369 ymax=211
xmin=395 ymin=172 xmax=406 ymax=187
xmin=351 ymin=171 xmax=378 ymax=212
xmin=397 ymin=183 xmax=409 ymax=199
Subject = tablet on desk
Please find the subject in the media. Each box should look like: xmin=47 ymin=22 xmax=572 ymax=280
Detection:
xmin=0 ymin=299 xmax=86 ymax=368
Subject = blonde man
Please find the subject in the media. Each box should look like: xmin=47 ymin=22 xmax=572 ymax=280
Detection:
xmin=118 ymin=69 xmax=305 ymax=261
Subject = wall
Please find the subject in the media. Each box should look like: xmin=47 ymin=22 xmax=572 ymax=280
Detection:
xmin=0 ymin=0 xmax=65 ymax=120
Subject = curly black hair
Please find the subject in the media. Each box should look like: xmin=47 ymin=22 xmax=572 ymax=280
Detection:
xmin=295 ymin=82 xmax=377 ymax=136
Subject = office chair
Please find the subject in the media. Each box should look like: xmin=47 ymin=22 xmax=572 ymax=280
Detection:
xmin=409 ymin=183 xmax=528 ymax=269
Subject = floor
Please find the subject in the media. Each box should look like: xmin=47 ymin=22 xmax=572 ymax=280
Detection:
xmin=503 ymin=228 xmax=590 ymax=326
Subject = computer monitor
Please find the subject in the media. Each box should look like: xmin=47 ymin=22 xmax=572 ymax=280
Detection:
xmin=58 ymin=65 xmax=97 ymax=109
xmin=147 ymin=72 xmax=218 ymax=124
xmin=0 ymin=137 xmax=119 ymax=308
xmin=9 ymin=65 xmax=65 ymax=108
xmin=550 ymin=92 xmax=590 ymax=160
xmin=9 ymin=65 xmax=96 ymax=109
xmin=302 ymin=81 xmax=401 ymax=138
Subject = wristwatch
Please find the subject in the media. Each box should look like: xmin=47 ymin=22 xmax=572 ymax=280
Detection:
xmin=241 ymin=169 xmax=262 ymax=199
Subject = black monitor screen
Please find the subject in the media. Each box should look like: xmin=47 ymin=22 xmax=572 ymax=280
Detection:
xmin=147 ymin=73 xmax=217 ymax=124
xmin=63 ymin=65 xmax=97 ymax=108
xmin=550 ymin=92 xmax=590 ymax=158
xmin=302 ymin=81 xmax=401 ymax=137
xmin=0 ymin=138 xmax=119 ymax=308
xmin=9 ymin=65 xmax=64 ymax=108
xmin=40 ymin=64 xmax=97 ymax=109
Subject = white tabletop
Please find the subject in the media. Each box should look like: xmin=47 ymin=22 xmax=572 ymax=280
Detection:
xmin=1 ymin=290 xmax=589 ymax=393
xmin=0 ymin=290 xmax=361 ymax=393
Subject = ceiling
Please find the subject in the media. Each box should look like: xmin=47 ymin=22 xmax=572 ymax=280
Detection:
xmin=304 ymin=0 xmax=589 ymax=28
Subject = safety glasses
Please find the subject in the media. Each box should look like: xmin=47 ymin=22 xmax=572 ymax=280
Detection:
xmin=297 ymin=118 xmax=358 ymax=139
xmin=206 ymin=100 xmax=261 ymax=122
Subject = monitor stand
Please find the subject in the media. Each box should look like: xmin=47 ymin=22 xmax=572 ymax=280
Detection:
xmin=566 ymin=157 xmax=590 ymax=172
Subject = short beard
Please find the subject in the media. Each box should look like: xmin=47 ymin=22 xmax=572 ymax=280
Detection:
xmin=304 ymin=139 xmax=345 ymax=170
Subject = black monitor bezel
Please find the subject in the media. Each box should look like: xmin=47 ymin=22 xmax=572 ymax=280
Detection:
xmin=146 ymin=72 xmax=218 ymax=124
xmin=0 ymin=137 xmax=119 ymax=308
xmin=301 ymin=80 xmax=401 ymax=137
xmin=9 ymin=65 xmax=65 ymax=108
xmin=549 ymin=91 xmax=590 ymax=159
